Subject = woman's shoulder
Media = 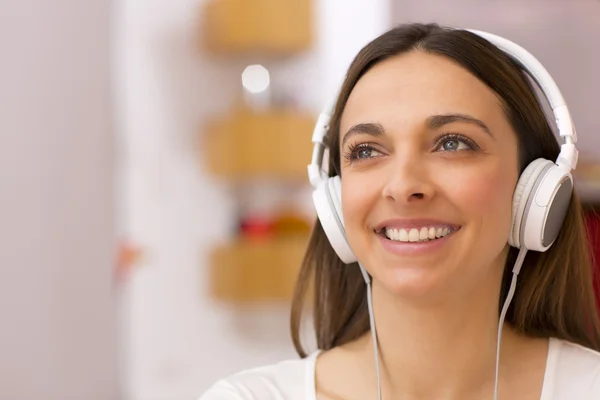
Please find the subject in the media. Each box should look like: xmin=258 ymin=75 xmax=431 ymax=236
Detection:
xmin=197 ymin=351 xmax=320 ymax=400
xmin=545 ymin=337 xmax=600 ymax=397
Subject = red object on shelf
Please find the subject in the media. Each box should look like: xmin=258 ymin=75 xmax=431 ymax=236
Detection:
xmin=239 ymin=216 xmax=275 ymax=239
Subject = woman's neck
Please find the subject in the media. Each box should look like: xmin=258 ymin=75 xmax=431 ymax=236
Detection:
xmin=360 ymin=276 xmax=521 ymax=399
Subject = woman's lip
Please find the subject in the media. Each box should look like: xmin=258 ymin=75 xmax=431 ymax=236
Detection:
xmin=373 ymin=218 xmax=461 ymax=233
xmin=377 ymin=228 xmax=458 ymax=256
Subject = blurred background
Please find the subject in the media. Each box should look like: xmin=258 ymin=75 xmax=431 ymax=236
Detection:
xmin=1 ymin=0 xmax=600 ymax=399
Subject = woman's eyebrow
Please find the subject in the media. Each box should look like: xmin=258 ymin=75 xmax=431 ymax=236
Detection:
xmin=341 ymin=122 xmax=385 ymax=148
xmin=427 ymin=113 xmax=494 ymax=139
xmin=341 ymin=114 xmax=493 ymax=147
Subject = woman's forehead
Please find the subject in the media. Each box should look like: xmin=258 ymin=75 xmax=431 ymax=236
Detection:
xmin=340 ymin=52 xmax=504 ymax=130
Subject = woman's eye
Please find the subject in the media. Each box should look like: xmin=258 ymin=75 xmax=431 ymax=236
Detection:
xmin=356 ymin=147 xmax=381 ymax=159
xmin=436 ymin=135 xmax=476 ymax=152
xmin=345 ymin=144 xmax=383 ymax=162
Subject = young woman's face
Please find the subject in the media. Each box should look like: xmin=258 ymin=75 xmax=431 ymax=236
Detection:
xmin=339 ymin=51 xmax=520 ymax=302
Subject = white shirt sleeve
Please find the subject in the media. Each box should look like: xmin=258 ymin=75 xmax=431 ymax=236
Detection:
xmin=198 ymin=380 xmax=250 ymax=400
xmin=197 ymin=352 xmax=317 ymax=400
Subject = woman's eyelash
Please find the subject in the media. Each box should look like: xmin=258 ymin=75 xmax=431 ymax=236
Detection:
xmin=343 ymin=142 xmax=381 ymax=162
xmin=434 ymin=133 xmax=480 ymax=151
xmin=342 ymin=133 xmax=479 ymax=163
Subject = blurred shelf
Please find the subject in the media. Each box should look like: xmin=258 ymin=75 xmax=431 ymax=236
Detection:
xmin=200 ymin=0 xmax=315 ymax=305
xmin=576 ymin=179 xmax=600 ymax=206
xmin=203 ymin=108 xmax=315 ymax=180
xmin=209 ymin=234 xmax=309 ymax=303
xmin=573 ymin=155 xmax=600 ymax=205
xmin=202 ymin=0 xmax=313 ymax=55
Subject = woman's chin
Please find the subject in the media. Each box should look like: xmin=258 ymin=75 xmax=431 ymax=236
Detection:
xmin=375 ymin=267 xmax=452 ymax=304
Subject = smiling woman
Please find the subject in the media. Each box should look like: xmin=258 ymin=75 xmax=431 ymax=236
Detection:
xmin=337 ymin=49 xmax=518 ymax=302
xmin=199 ymin=23 xmax=600 ymax=400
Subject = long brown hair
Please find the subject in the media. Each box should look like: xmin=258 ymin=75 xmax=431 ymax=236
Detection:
xmin=290 ymin=23 xmax=600 ymax=357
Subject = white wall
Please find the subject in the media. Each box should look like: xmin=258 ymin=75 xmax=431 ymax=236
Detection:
xmin=114 ymin=0 xmax=390 ymax=399
xmin=0 ymin=1 xmax=120 ymax=399
xmin=391 ymin=0 xmax=600 ymax=156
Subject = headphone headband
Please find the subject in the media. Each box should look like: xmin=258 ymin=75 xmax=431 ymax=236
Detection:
xmin=308 ymin=28 xmax=578 ymax=188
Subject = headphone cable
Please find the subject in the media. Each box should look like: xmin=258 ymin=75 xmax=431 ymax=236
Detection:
xmin=359 ymin=246 xmax=528 ymax=400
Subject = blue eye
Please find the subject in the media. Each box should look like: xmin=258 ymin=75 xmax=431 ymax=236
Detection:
xmin=435 ymin=134 xmax=478 ymax=152
xmin=356 ymin=147 xmax=380 ymax=159
xmin=440 ymin=138 xmax=469 ymax=151
xmin=344 ymin=143 xmax=383 ymax=162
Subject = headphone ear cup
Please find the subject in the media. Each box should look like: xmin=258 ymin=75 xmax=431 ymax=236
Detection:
xmin=329 ymin=175 xmax=343 ymax=220
xmin=510 ymin=159 xmax=553 ymax=248
xmin=510 ymin=157 xmax=575 ymax=252
xmin=312 ymin=176 xmax=357 ymax=264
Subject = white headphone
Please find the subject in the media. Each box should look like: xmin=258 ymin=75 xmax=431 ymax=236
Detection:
xmin=307 ymin=29 xmax=579 ymax=264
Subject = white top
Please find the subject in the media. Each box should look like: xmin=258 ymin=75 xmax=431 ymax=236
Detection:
xmin=198 ymin=338 xmax=600 ymax=400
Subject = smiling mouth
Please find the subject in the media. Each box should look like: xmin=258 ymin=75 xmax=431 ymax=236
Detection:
xmin=376 ymin=226 xmax=461 ymax=243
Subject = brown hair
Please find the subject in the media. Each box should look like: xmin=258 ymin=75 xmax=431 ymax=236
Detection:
xmin=290 ymin=23 xmax=600 ymax=357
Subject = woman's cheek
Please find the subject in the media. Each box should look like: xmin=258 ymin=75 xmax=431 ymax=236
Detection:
xmin=447 ymin=163 xmax=516 ymax=226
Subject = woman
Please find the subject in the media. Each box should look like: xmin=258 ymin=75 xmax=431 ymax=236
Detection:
xmin=200 ymin=23 xmax=600 ymax=399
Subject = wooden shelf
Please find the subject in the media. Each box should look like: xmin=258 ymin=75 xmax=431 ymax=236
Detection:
xmin=209 ymin=234 xmax=309 ymax=303
xmin=576 ymin=179 xmax=600 ymax=207
xmin=202 ymin=0 xmax=313 ymax=55
xmin=204 ymin=108 xmax=315 ymax=180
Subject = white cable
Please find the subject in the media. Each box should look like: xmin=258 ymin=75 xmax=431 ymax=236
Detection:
xmin=494 ymin=247 xmax=528 ymax=400
xmin=359 ymin=263 xmax=382 ymax=400
xmin=367 ymin=282 xmax=382 ymax=400
xmin=360 ymin=247 xmax=528 ymax=400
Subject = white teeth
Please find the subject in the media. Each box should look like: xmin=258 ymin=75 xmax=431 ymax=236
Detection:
xmin=384 ymin=226 xmax=455 ymax=242
xmin=399 ymin=229 xmax=409 ymax=241
xmin=409 ymin=228 xmax=420 ymax=242
xmin=428 ymin=227 xmax=436 ymax=240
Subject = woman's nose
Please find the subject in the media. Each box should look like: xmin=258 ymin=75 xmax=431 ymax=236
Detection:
xmin=381 ymin=155 xmax=435 ymax=204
